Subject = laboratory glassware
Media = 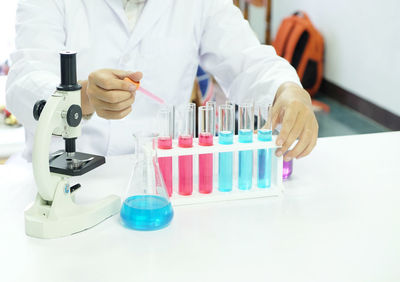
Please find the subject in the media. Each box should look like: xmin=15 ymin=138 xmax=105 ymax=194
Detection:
xmin=257 ymin=104 xmax=272 ymax=188
xmin=238 ymin=103 xmax=254 ymax=190
xmin=120 ymin=136 xmax=173 ymax=231
xmin=178 ymin=104 xmax=195 ymax=195
xmin=206 ymin=101 xmax=217 ymax=136
xmin=198 ymin=106 xmax=214 ymax=194
xmin=124 ymin=77 xmax=165 ymax=104
xmin=283 ymin=159 xmax=293 ymax=180
xmin=218 ymin=104 xmax=235 ymax=192
xmin=157 ymin=106 xmax=174 ymax=196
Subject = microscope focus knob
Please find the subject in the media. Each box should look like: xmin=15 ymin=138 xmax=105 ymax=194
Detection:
xmin=66 ymin=104 xmax=82 ymax=127
xmin=33 ymin=100 xmax=47 ymax=121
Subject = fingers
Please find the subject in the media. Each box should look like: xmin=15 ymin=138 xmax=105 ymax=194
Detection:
xmin=126 ymin=72 xmax=143 ymax=82
xmin=270 ymin=106 xmax=281 ymax=131
xmin=89 ymin=69 xmax=141 ymax=92
xmin=276 ymin=112 xmax=306 ymax=158
xmin=86 ymin=69 xmax=143 ymax=120
xmin=296 ymin=130 xmax=318 ymax=159
xmin=284 ymin=127 xmax=313 ymax=161
xmin=96 ymin=106 xmax=133 ymax=120
xmin=90 ymin=93 xmax=135 ymax=112
xmin=276 ymin=106 xmax=298 ymax=147
xmin=90 ymin=87 xmax=134 ymax=104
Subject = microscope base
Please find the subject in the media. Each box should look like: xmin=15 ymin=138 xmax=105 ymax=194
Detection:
xmin=24 ymin=180 xmax=121 ymax=239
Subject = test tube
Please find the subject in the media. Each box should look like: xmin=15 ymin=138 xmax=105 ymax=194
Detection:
xmin=283 ymin=159 xmax=293 ymax=180
xmin=206 ymin=101 xmax=217 ymax=136
xmin=238 ymin=103 xmax=254 ymax=190
xmin=178 ymin=104 xmax=195 ymax=195
xmin=198 ymin=106 xmax=214 ymax=194
xmin=257 ymin=104 xmax=272 ymax=188
xmin=218 ymin=104 xmax=235 ymax=192
xmin=157 ymin=107 xmax=174 ymax=196
xmin=189 ymin=103 xmax=196 ymax=137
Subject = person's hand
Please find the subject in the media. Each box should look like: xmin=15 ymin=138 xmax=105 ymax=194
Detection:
xmin=271 ymin=82 xmax=318 ymax=161
xmin=81 ymin=69 xmax=143 ymax=119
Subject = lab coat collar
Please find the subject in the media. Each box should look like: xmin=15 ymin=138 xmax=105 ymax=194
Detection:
xmin=104 ymin=0 xmax=172 ymax=47
xmin=129 ymin=0 xmax=172 ymax=47
xmin=103 ymin=0 xmax=130 ymax=33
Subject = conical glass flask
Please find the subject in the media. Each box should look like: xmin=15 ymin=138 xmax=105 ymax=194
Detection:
xmin=120 ymin=136 xmax=174 ymax=231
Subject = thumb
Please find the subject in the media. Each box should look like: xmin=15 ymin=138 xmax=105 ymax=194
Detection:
xmin=126 ymin=72 xmax=143 ymax=82
xmin=111 ymin=69 xmax=135 ymax=79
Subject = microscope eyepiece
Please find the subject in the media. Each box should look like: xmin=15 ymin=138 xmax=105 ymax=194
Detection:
xmin=57 ymin=51 xmax=82 ymax=91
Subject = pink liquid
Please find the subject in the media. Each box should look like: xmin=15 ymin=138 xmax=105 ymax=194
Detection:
xmin=178 ymin=135 xmax=193 ymax=196
xmin=199 ymin=133 xmax=213 ymax=194
xmin=158 ymin=137 xmax=173 ymax=197
xmin=137 ymin=87 xmax=165 ymax=104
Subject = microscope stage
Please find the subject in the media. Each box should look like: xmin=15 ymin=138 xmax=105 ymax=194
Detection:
xmin=49 ymin=152 xmax=105 ymax=176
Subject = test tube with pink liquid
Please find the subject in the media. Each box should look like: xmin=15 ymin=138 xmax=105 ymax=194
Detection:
xmin=198 ymin=106 xmax=214 ymax=194
xmin=157 ymin=107 xmax=174 ymax=196
xmin=178 ymin=104 xmax=195 ymax=195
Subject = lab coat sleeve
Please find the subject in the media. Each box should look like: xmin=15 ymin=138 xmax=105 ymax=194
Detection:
xmin=6 ymin=0 xmax=65 ymax=134
xmin=199 ymin=0 xmax=302 ymax=105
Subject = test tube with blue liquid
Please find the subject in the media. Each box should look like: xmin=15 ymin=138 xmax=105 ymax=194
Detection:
xmin=120 ymin=136 xmax=174 ymax=231
xmin=238 ymin=103 xmax=254 ymax=190
xmin=257 ymin=104 xmax=272 ymax=188
xmin=178 ymin=104 xmax=195 ymax=195
xmin=218 ymin=104 xmax=235 ymax=192
xmin=198 ymin=106 xmax=214 ymax=193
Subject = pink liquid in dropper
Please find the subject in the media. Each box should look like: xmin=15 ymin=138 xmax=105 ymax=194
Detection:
xmin=199 ymin=132 xmax=213 ymax=194
xmin=158 ymin=137 xmax=173 ymax=197
xmin=178 ymin=135 xmax=193 ymax=196
xmin=137 ymin=87 xmax=165 ymax=104
xmin=123 ymin=77 xmax=165 ymax=104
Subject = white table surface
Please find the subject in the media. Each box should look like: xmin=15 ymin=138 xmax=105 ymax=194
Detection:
xmin=1 ymin=132 xmax=400 ymax=282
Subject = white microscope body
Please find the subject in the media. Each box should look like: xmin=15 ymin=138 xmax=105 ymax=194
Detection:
xmin=25 ymin=52 xmax=120 ymax=239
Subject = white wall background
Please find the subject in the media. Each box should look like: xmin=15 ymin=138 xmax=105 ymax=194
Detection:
xmin=248 ymin=0 xmax=400 ymax=116
xmin=0 ymin=2 xmax=17 ymax=62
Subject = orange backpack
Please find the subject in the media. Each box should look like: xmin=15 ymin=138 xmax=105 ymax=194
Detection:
xmin=273 ymin=12 xmax=324 ymax=96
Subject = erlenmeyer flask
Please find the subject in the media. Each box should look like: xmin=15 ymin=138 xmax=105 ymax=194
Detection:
xmin=120 ymin=136 xmax=174 ymax=231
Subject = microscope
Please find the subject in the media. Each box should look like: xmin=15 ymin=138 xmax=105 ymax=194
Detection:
xmin=25 ymin=52 xmax=120 ymax=239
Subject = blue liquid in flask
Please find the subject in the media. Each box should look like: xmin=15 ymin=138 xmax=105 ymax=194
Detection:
xmin=238 ymin=129 xmax=253 ymax=190
xmin=120 ymin=195 xmax=174 ymax=231
xmin=218 ymin=131 xmax=234 ymax=192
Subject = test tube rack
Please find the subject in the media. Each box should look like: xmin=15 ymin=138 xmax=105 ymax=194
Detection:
xmin=151 ymin=134 xmax=283 ymax=206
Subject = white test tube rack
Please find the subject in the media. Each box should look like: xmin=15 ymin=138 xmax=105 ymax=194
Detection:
xmin=149 ymin=134 xmax=283 ymax=206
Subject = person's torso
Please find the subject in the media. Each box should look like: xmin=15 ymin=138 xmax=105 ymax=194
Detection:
xmin=63 ymin=0 xmax=205 ymax=155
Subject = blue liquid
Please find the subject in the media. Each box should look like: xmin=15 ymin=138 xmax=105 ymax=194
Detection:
xmin=238 ymin=130 xmax=253 ymax=190
xmin=219 ymin=131 xmax=234 ymax=192
xmin=257 ymin=149 xmax=271 ymax=188
xmin=258 ymin=129 xmax=272 ymax=188
xmin=258 ymin=129 xmax=272 ymax=142
xmin=120 ymin=195 xmax=173 ymax=231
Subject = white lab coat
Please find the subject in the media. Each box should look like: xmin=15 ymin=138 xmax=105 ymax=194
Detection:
xmin=6 ymin=0 xmax=301 ymax=159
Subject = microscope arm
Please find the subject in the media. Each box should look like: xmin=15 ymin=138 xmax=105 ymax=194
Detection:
xmin=26 ymin=52 xmax=120 ymax=239
xmin=32 ymin=92 xmax=65 ymax=202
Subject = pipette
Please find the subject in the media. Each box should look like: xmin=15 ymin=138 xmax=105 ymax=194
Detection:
xmin=124 ymin=77 xmax=165 ymax=104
